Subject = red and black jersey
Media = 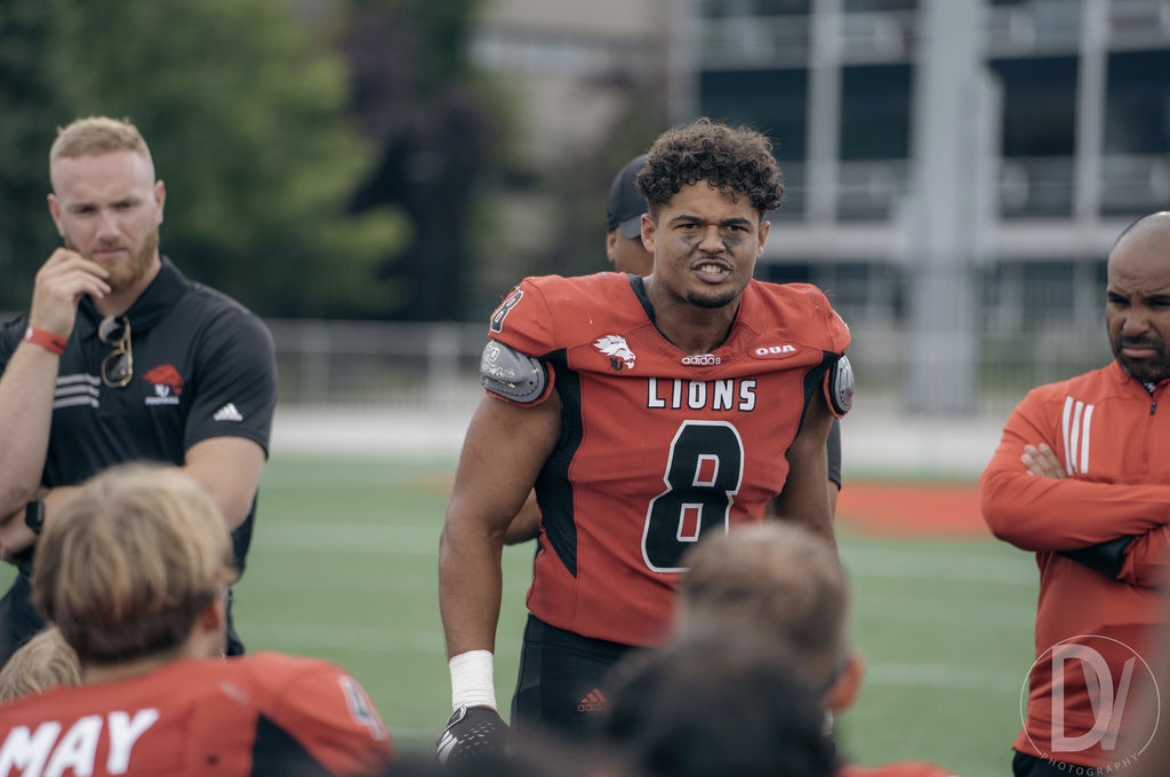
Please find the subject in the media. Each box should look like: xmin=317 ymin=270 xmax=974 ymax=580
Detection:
xmin=0 ymin=653 xmax=393 ymax=777
xmin=981 ymin=361 xmax=1170 ymax=767
xmin=488 ymin=272 xmax=851 ymax=647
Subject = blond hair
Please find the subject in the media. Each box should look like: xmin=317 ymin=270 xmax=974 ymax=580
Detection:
xmin=49 ymin=116 xmax=153 ymax=168
xmin=31 ymin=463 xmax=236 ymax=665
xmin=0 ymin=627 xmax=81 ymax=703
xmin=677 ymin=522 xmax=848 ymax=690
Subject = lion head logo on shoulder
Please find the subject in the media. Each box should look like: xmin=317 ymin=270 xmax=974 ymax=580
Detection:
xmin=594 ymin=335 xmax=636 ymax=371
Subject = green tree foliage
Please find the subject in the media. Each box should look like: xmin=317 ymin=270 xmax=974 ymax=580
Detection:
xmin=0 ymin=0 xmax=69 ymax=312
xmin=339 ymin=0 xmax=504 ymax=320
xmin=2 ymin=0 xmax=407 ymax=318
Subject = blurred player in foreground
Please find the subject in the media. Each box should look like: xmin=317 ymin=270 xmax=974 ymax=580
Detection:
xmin=0 ymin=463 xmax=393 ymax=776
xmin=0 ymin=626 xmax=79 ymax=703
xmin=602 ymin=632 xmax=838 ymax=777
xmin=667 ymin=522 xmax=959 ymax=777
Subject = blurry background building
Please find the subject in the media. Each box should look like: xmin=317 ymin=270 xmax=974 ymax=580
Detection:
xmin=1 ymin=0 xmax=1167 ymax=423
xmin=458 ymin=0 xmax=1170 ymax=416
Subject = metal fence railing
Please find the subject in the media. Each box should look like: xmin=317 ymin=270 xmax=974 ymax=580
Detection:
xmin=265 ymin=310 xmax=1112 ymax=423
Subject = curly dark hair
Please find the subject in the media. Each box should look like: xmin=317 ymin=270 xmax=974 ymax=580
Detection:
xmin=636 ymin=118 xmax=784 ymax=218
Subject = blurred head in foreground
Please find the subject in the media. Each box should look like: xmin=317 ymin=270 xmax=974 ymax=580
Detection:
xmin=32 ymin=462 xmax=236 ymax=673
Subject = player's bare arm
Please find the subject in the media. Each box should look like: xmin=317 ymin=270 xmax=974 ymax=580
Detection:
xmin=183 ymin=437 xmax=267 ymax=531
xmin=0 ymin=507 xmax=24 ymax=563
xmin=0 ymin=486 xmax=77 ymax=562
xmin=770 ymin=390 xmax=836 ymax=549
xmin=503 ymin=491 xmax=541 ymax=545
xmin=0 ymin=250 xmax=110 ymax=518
xmin=439 ymin=391 xmax=562 ymax=658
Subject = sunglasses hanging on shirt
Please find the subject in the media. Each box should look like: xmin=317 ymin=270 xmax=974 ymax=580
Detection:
xmin=97 ymin=316 xmax=133 ymax=388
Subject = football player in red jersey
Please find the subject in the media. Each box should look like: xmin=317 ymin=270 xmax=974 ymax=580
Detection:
xmin=437 ymin=118 xmax=854 ymax=760
xmin=503 ymin=154 xmax=846 ymax=545
xmin=673 ymin=522 xmax=960 ymax=777
xmin=0 ymin=463 xmax=393 ymax=777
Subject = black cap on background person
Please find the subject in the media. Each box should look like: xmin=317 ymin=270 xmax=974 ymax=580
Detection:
xmin=605 ymin=154 xmax=653 ymax=275
xmin=606 ymin=155 xmax=648 ymax=239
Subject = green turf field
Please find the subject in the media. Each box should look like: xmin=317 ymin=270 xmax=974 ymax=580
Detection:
xmin=0 ymin=453 xmax=1037 ymax=776
xmin=229 ymin=452 xmax=1037 ymax=776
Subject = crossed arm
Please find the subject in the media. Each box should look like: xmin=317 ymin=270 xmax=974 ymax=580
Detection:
xmin=1015 ymin=443 xmax=1169 ymax=588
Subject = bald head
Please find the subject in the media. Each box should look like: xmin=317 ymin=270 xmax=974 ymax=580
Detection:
xmin=1106 ymin=211 xmax=1170 ymax=384
xmin=1113 ymin=211 xmax=1170 ymax=253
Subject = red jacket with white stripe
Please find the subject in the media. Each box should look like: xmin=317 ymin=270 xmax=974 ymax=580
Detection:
xmin=980 ymin=360 xmax=1170 ymax=767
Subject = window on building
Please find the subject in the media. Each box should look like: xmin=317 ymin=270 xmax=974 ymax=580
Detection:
xmin=840 ymin=64 xmax=912 ymax=160
xmin=699 ymin=69 xmax=809 ymax=161
xmin=1106 ymin=50 xmax=1170 ymax=155
xmin=989 ymin=56 xmax=1078 ymax=157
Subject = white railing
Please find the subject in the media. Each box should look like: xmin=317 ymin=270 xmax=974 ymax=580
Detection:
xmin=265 ymin=312 xmax=1111 ymax=420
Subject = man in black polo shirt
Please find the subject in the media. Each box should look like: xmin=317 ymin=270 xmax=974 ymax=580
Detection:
xmin=0 ymin=116 xmax=277 ymax=665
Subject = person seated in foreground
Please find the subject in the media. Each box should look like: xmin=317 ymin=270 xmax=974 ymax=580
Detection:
xmin=0 ymin=625 xmax=80 ymax=703
xmin=0 ymin=462 xmax=394 ymax=776
xmin=600 ymin=632 xmax=838 ymax=777
xmin=668 ymin=522 xmax=961 ymax=777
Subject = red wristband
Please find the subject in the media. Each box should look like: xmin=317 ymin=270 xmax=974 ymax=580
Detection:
xmin=23 ymin=326 xmax=67 ymax=355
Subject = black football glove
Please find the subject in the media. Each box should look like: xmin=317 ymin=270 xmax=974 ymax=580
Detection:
xmin=435 ymin=705 xmax=512 ymax=766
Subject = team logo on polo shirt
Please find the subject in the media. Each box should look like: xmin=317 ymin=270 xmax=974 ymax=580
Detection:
xmin=144 ymin=364 xmax=184 ymax=406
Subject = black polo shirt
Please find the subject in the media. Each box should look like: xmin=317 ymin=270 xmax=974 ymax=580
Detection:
xmin=0 ymin=257 xmax=277 ymax=571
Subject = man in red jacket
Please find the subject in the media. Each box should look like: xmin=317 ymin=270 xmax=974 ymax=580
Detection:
xmin=981 ymin=211 xmax=1170 ymax=777
xmin=0 ymin=463 xmax=393 ymax=777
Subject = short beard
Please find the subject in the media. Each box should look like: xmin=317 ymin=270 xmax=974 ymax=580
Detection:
xmin=70 ymin=227 xmax=159 ymax=293
xmin=686 ymin=288 xmax=739 ymax=309
xmin=1113 ymin=335 xmax=1170 ymax=384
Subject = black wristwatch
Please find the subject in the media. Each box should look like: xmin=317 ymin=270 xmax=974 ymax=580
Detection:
xmin=24 ymin=498 xmax=44 ymax=536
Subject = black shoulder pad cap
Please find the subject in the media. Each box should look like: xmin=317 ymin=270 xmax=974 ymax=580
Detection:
xmin=480 ymin=341 xmax=547 ymax=404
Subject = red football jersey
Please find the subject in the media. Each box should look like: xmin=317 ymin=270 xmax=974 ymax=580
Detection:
xmin=488 ymin=272 xmax=851 ymax=646
xmin=0 ymin=653 xmax=393 ymax=776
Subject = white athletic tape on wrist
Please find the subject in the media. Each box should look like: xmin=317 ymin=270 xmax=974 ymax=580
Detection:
xmin=449 ymin=649 xmax=497 ymax=711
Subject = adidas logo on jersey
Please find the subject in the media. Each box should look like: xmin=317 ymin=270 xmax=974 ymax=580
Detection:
xmin=577 ymin=688 xmax=609 ymax=713
xmin=213 ymin=403 xmax=244 ymax=422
